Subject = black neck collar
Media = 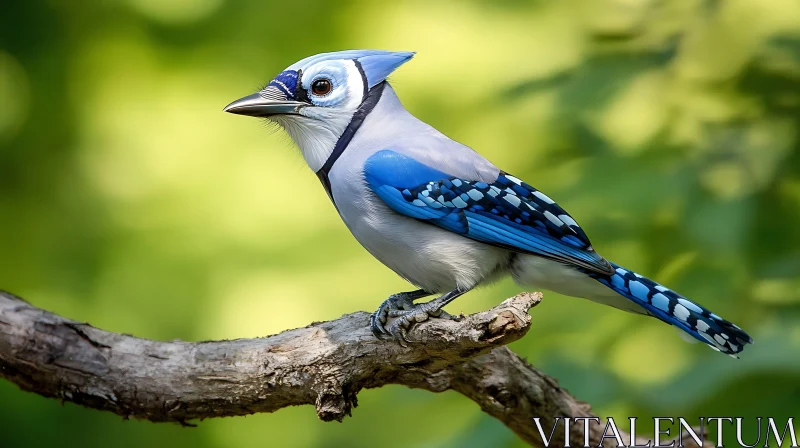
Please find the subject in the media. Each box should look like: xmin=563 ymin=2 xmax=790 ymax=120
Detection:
xmin=316 ymin=81 xmax=386 ymax=203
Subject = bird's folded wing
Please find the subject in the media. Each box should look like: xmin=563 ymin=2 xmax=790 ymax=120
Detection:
xmin=364 ymin=150 xmax=614 ymax=275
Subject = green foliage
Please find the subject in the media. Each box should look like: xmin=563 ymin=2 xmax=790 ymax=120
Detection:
xmin=1 ymin=0 xmax=799 ymax=446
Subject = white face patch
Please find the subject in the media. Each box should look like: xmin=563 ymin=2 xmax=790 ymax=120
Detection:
xmin=300 ymin=60 xmax=365 ymax=110
xmin=272 ymin=59 xmax=367 ymax=172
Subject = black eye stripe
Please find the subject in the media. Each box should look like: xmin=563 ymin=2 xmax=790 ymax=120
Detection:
xmin=352 ymin=59 xmax=368 ymax=99
xmin=295 ymin=69 xmax=310 ymax=103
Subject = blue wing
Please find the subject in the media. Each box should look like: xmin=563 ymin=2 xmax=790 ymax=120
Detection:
xmin=364 ymin=150 xmax=614 ymax=275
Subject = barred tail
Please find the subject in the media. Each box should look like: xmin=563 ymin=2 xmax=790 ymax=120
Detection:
xmin=589 ymin=262 xmax=753 ymax=357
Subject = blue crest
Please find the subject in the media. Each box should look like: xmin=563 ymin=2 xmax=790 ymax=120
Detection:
xmin=287 ymin=50 xmax=415 ymax=90
xmin=356 ymin=51 xmax=415 ymax=89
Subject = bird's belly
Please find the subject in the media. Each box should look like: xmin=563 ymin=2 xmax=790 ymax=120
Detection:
xmin=340 ymin=201 xmax=510 ymax=293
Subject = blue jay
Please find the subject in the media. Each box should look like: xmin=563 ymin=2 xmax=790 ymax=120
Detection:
xmin=224 ymin=50 xmax=752 ymax=357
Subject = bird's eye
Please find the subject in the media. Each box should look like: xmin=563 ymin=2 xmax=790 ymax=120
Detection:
xmin=311 ymin=78 xmax=332 ymax=96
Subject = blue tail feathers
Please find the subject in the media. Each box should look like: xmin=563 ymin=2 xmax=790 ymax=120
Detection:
xmin=589 ymin=263 xmax=753 ymax=357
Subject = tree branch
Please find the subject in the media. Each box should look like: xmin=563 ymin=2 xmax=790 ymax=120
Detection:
xmin=0 ymin=290 xmax=707 ymax=447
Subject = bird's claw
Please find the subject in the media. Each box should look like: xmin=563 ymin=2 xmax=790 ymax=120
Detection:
xmin=386 ymin=305 xmax=429 ymax=346
xmin=370 ymin=293 xmax=416 ymax=338
xmin=377 ymin=301 xmax=463 ymax=345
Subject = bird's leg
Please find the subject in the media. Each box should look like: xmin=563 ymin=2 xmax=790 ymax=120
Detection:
xmin=370 ymin=289 xmax=431 ymax=338
xmin=384 ymin=288 xmax=468 ymax=346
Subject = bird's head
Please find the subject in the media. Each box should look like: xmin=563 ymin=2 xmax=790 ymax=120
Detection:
xmin=224 ymin=50 xmax=414 ymax=170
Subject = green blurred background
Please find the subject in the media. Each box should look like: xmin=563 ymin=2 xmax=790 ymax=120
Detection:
xmin=1 ymin=0 xmax=799 ymax=446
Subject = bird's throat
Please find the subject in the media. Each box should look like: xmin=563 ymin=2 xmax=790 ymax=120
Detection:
xmin=316 ymin=81 xmax=386 ymax=203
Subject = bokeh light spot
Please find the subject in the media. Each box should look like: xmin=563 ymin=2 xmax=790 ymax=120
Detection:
xmin=126 ymin=0 xmax=223 ymax=24
xmin=0 ymin=51 xmax=30 ymax=143
xmin=609 ymin=325 xmax=691 ymax=385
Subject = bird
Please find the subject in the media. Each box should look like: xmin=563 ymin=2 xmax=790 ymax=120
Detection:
xmin=223 ymin=49 xmax=753 ymax=357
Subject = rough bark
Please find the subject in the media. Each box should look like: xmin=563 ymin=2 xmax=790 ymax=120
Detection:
xmin=0 ymin=290 xmax=707 ymax=447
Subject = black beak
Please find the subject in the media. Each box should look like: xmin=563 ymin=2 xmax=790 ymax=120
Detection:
xmin=223 ymin=86 xmax=307 ymax=117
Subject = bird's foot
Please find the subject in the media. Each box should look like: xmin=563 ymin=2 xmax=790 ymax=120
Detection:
xmin=384 ymin=302 xmax=463 ymax=346
xmin=370 ymin=290 xmax=430 ymax=338
xmin=371 ymin=288 xmax=468 ymax=345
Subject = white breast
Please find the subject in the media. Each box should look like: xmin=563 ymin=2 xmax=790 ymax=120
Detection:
xmin=331 ymin=172 xmax=509 ymax=293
